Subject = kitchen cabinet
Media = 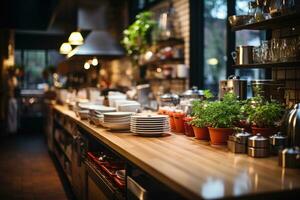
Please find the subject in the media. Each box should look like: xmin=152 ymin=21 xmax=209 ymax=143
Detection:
xmin=50 ymin=105 xmax=300 ymax=200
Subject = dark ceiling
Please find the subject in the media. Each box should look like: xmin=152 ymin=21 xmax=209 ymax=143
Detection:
xmin=1 ymin=0 xmax=58 ymax=30
xmin=0 ymin=0 xmax=128 ymax=50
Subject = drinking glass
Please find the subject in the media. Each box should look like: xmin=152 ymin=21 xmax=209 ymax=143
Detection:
xmin=261 ymin=40 xmax=272 ymax=63
xmin=253 ymin=46 xmax=262 ymax=63
xmin=271 ymin=38 xmax=281 ymax=62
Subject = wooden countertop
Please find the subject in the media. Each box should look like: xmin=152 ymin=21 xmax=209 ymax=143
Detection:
xmin=53 ymin=105 xmax=300 ymax=199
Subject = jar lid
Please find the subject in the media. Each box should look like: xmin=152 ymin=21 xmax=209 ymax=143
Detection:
xmin=249 ymin=133 xmax=268 ymax=141
xmin=269 ymin=132 xmax=287 ymax=140
xmin=281 ymin=146 xmax=300 ymax=155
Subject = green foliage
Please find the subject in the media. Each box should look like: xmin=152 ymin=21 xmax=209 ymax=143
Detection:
xmin=190 ymin=90 xmax=214 ymax=128
xmin=241 ymin=87 xmax=284 ymax=128
xmin=204 ymin=93 xmax=242 ymax=128
xmin=122 ymin=11 xmax=157 ymax=56
xmin=246 ymin=100 xmax=284 ymax=128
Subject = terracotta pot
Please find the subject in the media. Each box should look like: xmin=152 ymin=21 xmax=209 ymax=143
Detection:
xmin=183 ymin=117 xmax=194 ymax=137
xmin=208 ymin=127 xmax=234 ymax=145
xmin=168 ymin=111 xmax=176 ymax=132
xmin=174 ymin=112 xmax=186 ymax=133
xmin=192 ymin=126 xmax=209 ymax=140
xmin=251 ymin=126 xmax=277 ymax=137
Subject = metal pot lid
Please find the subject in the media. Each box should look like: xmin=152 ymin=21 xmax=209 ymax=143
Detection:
xmin=248 ymin=133 xmax=269 ymax=148
xmin=269 ymin=132 xmax=287 ymax=140
xmin=249 ymin=133 xmax=268 ymax=141
xmin=181 ymin=86 xmax=204 ymax=98
xmin=281 ymin=146 xmax=300 ymax=155
xmin=234 ymin=130 xmax=252 ymax=144
xmin=236 ymin=130 xmax=252 ymax=138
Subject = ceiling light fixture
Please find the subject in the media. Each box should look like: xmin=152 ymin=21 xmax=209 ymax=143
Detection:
xmin=91 ymin=57 xmax=98 ymax=66
xmin=68 ymin=31 xmax=84 ymax=45
xmin=59 ymin=42 xmax=72 ymax=54
xmin=84 ymin=62 xmax=90 ymax=70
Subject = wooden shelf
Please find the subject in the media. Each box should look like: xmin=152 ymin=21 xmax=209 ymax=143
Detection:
xmin=231 ymin=12 xmax=300 ymax=31
xmin=233 ymin=60 xmax=300 ymax=68
xmin=147 ymin=78 xmax=187 ymax=81
xmin=142 ymin=58 xmax=184 ymax=66
xmin=154 ymin=38 xmax=184 ymax=48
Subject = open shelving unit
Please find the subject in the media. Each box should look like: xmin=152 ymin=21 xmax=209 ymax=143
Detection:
xmin=231 ymin=12 xmax=300 ymax=31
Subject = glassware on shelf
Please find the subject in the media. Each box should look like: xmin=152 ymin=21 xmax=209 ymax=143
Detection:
xmin=281 ymin=0 xmax=295 ymax=15
xmin=253 ymin=46 xmax=262 ymax=63
xmin=254 ymin=0 xmax=265 ymax=22
xmin=270 ymin=38 xmax=281 ymax=62
xmin=248 ymin=1 xmax=257 ymax=23
xmin=269 ymin=0 xmax=282 ymax=17
xmin=261 ymin=40 xmax=272 ymax=63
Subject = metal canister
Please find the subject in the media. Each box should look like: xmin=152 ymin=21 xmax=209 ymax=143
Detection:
xmin=278 ymin=147 xmax=300 ymax=168
xmin=228 ymin=130 xmax=252 ymax=153
xmin=248 ymin=134 xmax=269 ymax=158
xmin=269 ymin=132 xmax=288 ymax=155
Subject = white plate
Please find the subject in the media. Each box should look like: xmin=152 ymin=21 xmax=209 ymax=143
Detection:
xmin=131 ymin=129 xmax=169 ymax=133
xmin=131 ymin=115 xmax=168 ymax=119
xmin=104 ymin=112 xmax=133 ymax=117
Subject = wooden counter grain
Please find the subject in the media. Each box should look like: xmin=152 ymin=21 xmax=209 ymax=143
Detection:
xmin=53 ymin=105 xmax=300 ymax=199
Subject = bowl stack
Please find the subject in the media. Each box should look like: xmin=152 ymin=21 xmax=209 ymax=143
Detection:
xmin=130 ymin=114 xmax=170 ymax=136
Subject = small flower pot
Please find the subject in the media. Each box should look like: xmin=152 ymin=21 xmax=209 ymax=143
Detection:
xmin=183 ymin=117 xmax=194 ymax=137
xmin=192 ymin=126 xmax=209 ymax=140
xmin=208 ymin=127 xmax=234 ymax=145
xmin=168 ymin=111 xmax=176 ymax=132
xmin=174 ymin=112 xmax=186 ymax=133
xmin=251 ymin=126 xmax=277 ymax=137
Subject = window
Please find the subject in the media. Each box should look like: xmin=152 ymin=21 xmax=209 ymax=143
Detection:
xmin=235 ymin=0 xmax=265 ymax=97
xmin=15 ymin=50 xmax=64 ymax=89
xmin=204 ymin=0 xmax=227 ymax=95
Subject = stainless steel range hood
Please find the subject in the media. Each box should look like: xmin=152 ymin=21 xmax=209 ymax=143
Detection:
xmin=66 ymin=0 xmax=126 ymax=59
xmin=67 ymin=30 xmax=124 ymax=59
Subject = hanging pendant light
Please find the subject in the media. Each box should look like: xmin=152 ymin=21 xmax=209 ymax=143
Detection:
xmin=68 ymin=31 xmax=84 ymax=45
xmin=59 ymin=42 xmax=72 ymax=54
xmin=91 ymin=57 xmax=98 ymax=66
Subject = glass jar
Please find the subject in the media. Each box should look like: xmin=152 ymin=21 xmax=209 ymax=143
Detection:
xmin=269 ymin=0 xmax=282 ymax=17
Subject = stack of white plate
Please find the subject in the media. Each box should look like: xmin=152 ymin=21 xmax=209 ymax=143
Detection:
xmin=130 ymin=115 xmax=170 ymax=136
xmin=102 ymin=112 xmax=133 ymax=130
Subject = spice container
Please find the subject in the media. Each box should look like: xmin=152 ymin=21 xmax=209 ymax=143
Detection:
xmin=228 ymin=130 xmax=252 ymax=153
xmin=269 ymin=132 xmax=288 ymax=155
xmin=173 ymin=111 xmax=186 ymax=133
xmin=278 ymin=147 xmax=300 ymax=168
xmin=248 ymin=133 xmax=269 ymax=158
xmin=183 ymin=116 xmax=194 ymax=137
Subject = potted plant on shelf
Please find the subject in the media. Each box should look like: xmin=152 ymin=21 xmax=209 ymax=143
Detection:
xmin=247 ymin=101 xmax=284 ymax=137
xmin=205 ymin=93 xmax=242 ymax=145
xmin=242 ymin=87 xmax=284 ymax=137
xmin=189 ymin=90 xmax=213 ymax=140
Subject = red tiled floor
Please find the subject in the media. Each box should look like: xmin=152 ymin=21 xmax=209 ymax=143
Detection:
xmin=0 ymin=133 xmax=68 ymax=200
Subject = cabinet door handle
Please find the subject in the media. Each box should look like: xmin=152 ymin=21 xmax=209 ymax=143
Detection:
xmin=127 ymin=176 xmax=148 ymax=200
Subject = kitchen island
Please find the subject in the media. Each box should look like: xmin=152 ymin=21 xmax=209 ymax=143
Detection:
xmin=49 ymin=105 xmax=300 ymax=200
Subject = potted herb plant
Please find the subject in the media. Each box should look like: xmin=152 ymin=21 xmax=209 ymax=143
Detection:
xmin=242 ymin=86 xmax=284 ymax=137
xmin=189 ymin=90 xmax=213 ymax=140
xmin=248 ymin=101 xmax=284 ymax=137
xmin=206 ymin=93 xmax=242 ymax=145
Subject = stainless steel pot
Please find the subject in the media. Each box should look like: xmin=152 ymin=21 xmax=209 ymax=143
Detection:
xmin=231 ymin=46 xmax=254 ymax=65
xmin=228 ymin=130 xmax=252 ymax=154
xmin=219 ymin=75 xmax=247 ymax=100
xmin=179 ymin=86 xmax=205 ymax=115
xmin=251 ymin=80 xmax=285 ymax=102
xmin=248 ymin=147 xmax=269 ymax=158
xmin=248 ymin=133 xmax=269 ymax=148
xmin=159 ymin=93 xmax=180 ymax=107
xmin=278 ymin=147 xmax=300 ymax=168
xmin=248 ymin=134 xmax=269 ymax=157
xmin=269 ymin=132 xmax=288 ymax=155
xmin=285 ymin=103 xmax=300 ymax=147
